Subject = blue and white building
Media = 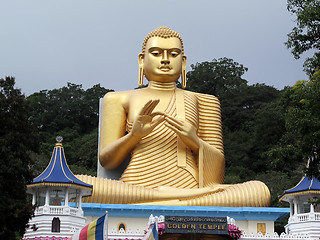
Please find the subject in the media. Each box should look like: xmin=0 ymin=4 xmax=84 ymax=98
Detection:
xmin=280 ymin=172 xmax=320 ymax=239
xmin=24 ymin=138 xmax=93 ymax=239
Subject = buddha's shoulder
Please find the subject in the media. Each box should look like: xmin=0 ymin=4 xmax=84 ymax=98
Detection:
xmin=102 ymin=89 xmax=139 ymax=104
xmin=181 ymin=89 xmax=220 ymax=104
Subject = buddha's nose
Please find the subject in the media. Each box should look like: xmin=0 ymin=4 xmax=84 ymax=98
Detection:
xmin=161 ymin=50 xmax=170 ymax=64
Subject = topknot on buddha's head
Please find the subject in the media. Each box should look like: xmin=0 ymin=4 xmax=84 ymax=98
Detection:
xmin=142 ymin=27 xmax=184 ymax=54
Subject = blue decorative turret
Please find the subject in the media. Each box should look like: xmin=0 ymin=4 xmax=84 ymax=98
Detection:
xmin=24 ymin=137 xmax=93 ymax=239
xmin=280 ymin=176 xmax=320 ymax=202
xmin=29 ymin=139 xmax=92 ymax=191
xmin=279 ymin=153 xmax=320 ymax=239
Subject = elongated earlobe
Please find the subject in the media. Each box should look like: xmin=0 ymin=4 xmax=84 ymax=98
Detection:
xmin=181 ymin=55 xmax=187 ymax=88
xmin=182 ymin=69 xmax=186 ymax=88
xmin=139 ymin=66 xmax=144 ymax=86
xmin=138 ymin=53 xmax=144 ymax=87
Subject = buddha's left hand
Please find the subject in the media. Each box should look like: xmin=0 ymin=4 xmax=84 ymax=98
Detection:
xmin=164 ymin=114 xmax=200 ymax=154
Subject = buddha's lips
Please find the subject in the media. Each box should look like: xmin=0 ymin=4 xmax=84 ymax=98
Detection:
xmin=159 ymin=66 xmax=172 ymax=71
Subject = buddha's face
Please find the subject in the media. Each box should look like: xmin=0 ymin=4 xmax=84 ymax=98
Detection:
xmin=140 ymin=37 xmax=186 ymax=83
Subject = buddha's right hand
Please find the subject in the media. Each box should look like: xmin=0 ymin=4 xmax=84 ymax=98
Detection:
xmin=131 ymin=99 xmax=165 ymax=139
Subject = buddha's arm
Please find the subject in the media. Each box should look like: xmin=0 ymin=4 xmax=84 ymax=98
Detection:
xmin=196 ymin=92 xmax=225 ymax=185
xmin=99 ymin=92 xmax=132 ymax=169
xmin=99 ymin=93 xmax=163 ymax=169
xmin=164 ymin=92 xmax=225 ymax=186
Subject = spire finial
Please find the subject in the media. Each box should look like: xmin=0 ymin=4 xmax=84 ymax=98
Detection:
xmin=55 ymin=136 xmax=63 ymax=147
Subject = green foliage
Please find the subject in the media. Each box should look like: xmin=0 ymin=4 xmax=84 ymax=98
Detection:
xmin=67 ymin=128 xmax=99 ymax=175
xmin=265 ymin=71 xmax=320 ymax=190
xmin=0 ymin=77 xmax=37 ymax=239
xmin=306 ymin=149 xmax=320 ymax=181
xmin=27 ymin=83 xmax=112 ymax=174
xmin=222 ymin=84 xmax=281 ymax=131
xmin=271 ymin=71 xmax=320 ymax=180
xmin=186 ymin=58 xmax=248 ymax=98
xmin=69 ymin=164 xmax=96 ymax=177
xmin=286 ymin=0 xmax=320 ymax=75
xmin=256 ymin=170 xmax=302 ymax=207
xmin=282 ymin=72 xmax=320 ymax=155
xmin=29 ymin=152 xmax=49 ymax=177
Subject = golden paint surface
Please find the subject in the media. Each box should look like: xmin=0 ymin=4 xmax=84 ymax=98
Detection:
xmin=257 ymin=223 xmax=266 ymax=235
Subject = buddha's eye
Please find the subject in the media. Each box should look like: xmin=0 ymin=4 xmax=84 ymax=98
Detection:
xmin=170 ymin=52 xmax=179 ymax=57
xmin=151 ymin=51 xmax=160 ymax=56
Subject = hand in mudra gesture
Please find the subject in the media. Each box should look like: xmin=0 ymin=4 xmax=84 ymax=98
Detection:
xmin=131 ymin=99 xmax=165 ymax=139
xmin=165 ymin=114 xmax=200 ymax=154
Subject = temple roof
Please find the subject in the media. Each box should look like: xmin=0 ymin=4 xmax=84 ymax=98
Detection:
xmin=28 ymin=142 xmax=93 ymax=191
xmin=279 ymin=175 xmax=320 ymax=202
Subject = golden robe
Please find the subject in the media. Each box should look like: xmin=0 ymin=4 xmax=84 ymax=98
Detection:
xmin=120 ymin=90 xmax=225 ymax=189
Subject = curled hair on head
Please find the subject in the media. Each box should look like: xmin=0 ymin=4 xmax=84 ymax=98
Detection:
xmin=142 ymin=26 xmax=184 ymax=54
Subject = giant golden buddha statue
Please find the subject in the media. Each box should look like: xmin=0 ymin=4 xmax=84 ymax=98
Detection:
xmin=78 ymin=27 xmax=270 ymax=207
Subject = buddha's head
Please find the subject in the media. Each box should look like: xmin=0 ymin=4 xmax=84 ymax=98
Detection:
xmin=138 ymin=27 xmax=187 ymax=88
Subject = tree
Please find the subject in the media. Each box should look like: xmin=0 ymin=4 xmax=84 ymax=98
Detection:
xmin=283 ymin=72 xmax=320 ymax=155
xmin=286 ymin=0 xmax=320 ymax=75
xmin=27 ymin=83 xmax=113 ymax=175
xmin=221 ymin=84 xmax=281 ymax=131
xmin=0 ymin=77 xmax=37 ymax=238
xmin=223 ymin=85 xmax=282 ymax=181
xmin=267 ymin=70 xmax=320 ymax=179
xmin=186 ymin=57 xmax=248 ymax=98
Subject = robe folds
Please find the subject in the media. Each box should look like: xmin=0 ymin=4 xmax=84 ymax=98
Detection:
xmin=120 ymin=90 xmax=225 ymax=189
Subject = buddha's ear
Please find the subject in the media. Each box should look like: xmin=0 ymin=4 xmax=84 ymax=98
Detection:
xmin=181 ymin=55 xmax=187 ymax=89
xmin=138 ymin=53 xmax=144 ymax=86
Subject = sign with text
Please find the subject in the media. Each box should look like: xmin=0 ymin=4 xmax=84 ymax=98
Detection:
xmin=164 ymin=216 xmax=228 ymax=235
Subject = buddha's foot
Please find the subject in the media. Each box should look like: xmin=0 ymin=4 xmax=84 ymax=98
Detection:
xmin=155 ymin=185 xmax=227 ymax=199
xmin=186 ymin=180 xmax=270 ymax=207
xmin=145 ymin=181 xmax=270 ymax=207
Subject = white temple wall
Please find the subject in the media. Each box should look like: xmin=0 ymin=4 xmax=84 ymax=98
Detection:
xmin=235 ymin=220 xmax=248 ymax=233
xmin=24 ymin=214 xmax=86 ymax=239
xmin=107 ymin=217 xmax=146 ymax=232
xmin=85 ymin=216 xmax=146 ymax=233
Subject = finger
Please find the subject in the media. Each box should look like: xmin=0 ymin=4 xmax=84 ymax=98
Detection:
xmin=165 ymin=116 xmax=183 ymax=131
xmin=165 ymin=122 xmax=181 ymax=134
xmin=150 ymin=116 xmax=165 ymax=130
xmin=150 ymin=111 xmax=165 ymax=118
xmin=139 ymin=100 xmax=153 ymax=115
xmin=165 ymin=114 xmax=184 ymax=126
xmin=145 ymin=99 xmax=160 ymax=115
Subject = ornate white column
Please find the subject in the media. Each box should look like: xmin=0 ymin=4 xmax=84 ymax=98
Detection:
xmin=45 ymin=189 xmax=50 ymax=206
xmin=310 ymin=203 xmax=315 ymax=213
xmin=289 ymin=199 xmax=293 ymax=217
xmin=65 ymin=188 xmax=69 ymax=207
xmin=32 ymin=192 xmax=36 ymax=205
xmin=310 ymin=202 xmax=315 ymax=220
xmin=78 ymin=191 xmax=83 ymax=210
xmin=293 ymin=198 xmax=298 ymax=215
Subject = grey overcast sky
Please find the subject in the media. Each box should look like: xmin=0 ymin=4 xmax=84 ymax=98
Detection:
xmin=0 ymin=0 xmax=310 ymax=96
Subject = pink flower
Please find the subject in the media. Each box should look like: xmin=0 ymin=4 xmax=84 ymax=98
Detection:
xmin=228 ymin=224 xmax=242 ymax=240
